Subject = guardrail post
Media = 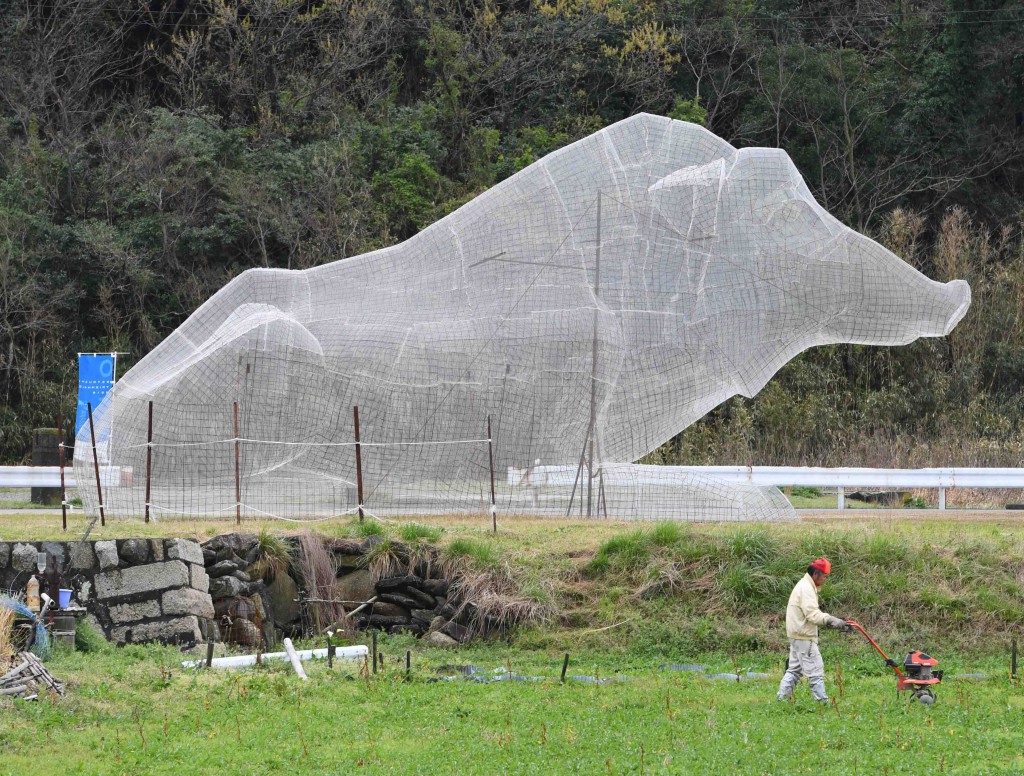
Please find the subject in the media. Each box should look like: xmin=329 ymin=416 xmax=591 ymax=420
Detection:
xmin=938 ymin=487 xmax=946 ymax=510
xmin=837 ymin=486 xmax=845 ymax=511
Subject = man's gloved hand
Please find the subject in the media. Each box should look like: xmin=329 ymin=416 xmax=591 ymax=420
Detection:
xmin=828 ymin=616 xmax=853 ymax=633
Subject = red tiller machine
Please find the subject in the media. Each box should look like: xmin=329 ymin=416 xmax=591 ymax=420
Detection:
xmin=846 ymin=620 xmax=942 ymax=704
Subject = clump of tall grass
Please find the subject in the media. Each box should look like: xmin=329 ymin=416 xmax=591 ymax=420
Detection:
xmin=350 ymin=518 xmax=387 ymax=538
xmin=398 ymin=522 xmax=443 ymax=542
xmin=248 ymin=528 xmax=294 ymax=582
xmin=442 ymin=538 xmax=500 ymax=571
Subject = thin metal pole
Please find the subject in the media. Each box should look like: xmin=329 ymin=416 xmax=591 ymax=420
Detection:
xmin=233 ymin=401 xmax=241 ymax=525
xmin=586 ymin=191 xmax=603 ymax=517
xmin=354 ymin=405 xmax=365 ymax=522
xmin=87 ymin=402 xmax=105 ymax=527
xmin=487 ymin=415 xmax=497 ymax=533
xmin=57 ymin=412 xmax=67 ymax=532
xmin=144 ymin=401 xmax=153 ymax=524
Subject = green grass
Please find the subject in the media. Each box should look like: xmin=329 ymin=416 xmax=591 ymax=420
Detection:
xmin=1 ymin=639 xmax=1021 ymax=774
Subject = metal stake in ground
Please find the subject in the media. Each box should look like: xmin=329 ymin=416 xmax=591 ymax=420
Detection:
xmin=233 ymin=401 xmax=241 ymax=525
xmin=144 ymin=401 xmax=153 ymax=524
xmin=86 ymin=402 xmax=105 ymax=527
xmin=353 ymin=405 xmax=365 ymax=522
xmin=561 ymin=653 xmax=570 ymax=683
xmin=1013 ymin=639 xmax=1018 ymax=681
xmin=57 ymin=412 xmax=67 ymax=532
xmin=371 ymin=630 xmax=377 ymax=674
xmin=487 ymin=415 xmax=497 ymax=533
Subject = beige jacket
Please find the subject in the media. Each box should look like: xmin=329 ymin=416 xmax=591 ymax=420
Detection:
xmin=785 ymin=573 xmax=838 ymax=641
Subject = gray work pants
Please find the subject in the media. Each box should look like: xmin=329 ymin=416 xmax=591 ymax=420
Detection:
xmin=777 ymin=638 xmax=828 ymax=701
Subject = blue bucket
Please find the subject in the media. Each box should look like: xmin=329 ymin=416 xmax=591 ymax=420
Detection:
xmin=58 ymin=588 xmax=72 ymax=608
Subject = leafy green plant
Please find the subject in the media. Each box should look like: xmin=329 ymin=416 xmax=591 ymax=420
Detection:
xmin=74 ymin=618 xmax=110 ymax=654
xmin=790 ymin=486 xmax=822 ymax=498
xmin=351 ymin=518 xmax=387 ymax=538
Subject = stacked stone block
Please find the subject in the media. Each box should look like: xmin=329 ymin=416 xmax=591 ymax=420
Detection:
xmin=0 ymin=538 xmax=213 ymax=648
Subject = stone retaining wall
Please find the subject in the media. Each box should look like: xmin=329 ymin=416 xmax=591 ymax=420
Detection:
xmin=203 ymin=534 xmax=483 ymax=649
xmin=0 ymin=539 xmax=213 ymax=647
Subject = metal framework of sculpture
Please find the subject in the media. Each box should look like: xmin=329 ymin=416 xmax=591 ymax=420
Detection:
xmin=73 ymin=114 xmax=971 ymax=522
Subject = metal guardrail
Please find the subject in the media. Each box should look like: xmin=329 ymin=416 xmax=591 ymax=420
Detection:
xmin=684 ymin=466 xmax=1024 ymax=509
xmin=3 ymin=465 xmax=1022 ymax=510
xmin=0 ymin=466 xmax=77 ymax=489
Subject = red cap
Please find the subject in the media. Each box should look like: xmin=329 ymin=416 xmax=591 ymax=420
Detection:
xmin=810 ymin=558 xmax=831 ymax=575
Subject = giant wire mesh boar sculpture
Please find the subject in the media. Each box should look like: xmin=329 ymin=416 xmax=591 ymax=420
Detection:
xmin=74 ymin=114 xmax=970 ymax=522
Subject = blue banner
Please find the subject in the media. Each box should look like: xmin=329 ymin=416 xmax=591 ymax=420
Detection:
xmin=76 ymin=354 xmax=116 ymax=435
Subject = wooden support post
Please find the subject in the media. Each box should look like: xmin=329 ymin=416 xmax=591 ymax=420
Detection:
xmin=57 ymin=412 xmax=67 ymax=532
xmin=206 ymin=633 xmax=215 ymax=669
xmin=371 ymin=630 xmax=377 ymax=674
xmin=354 ymin=405 xmax=364 ymax=522
xmin=327 ymin=638 xmax=334 ymax=669
xmin=487 ymin=415 xmax=497 ymax=533
xmin=233 ymin=401 xmax=241 ymax=525
xmin=86 ymin=402 xmax=105 ymax=527
xmin=144 ymin=401 xmax=153 ymax=524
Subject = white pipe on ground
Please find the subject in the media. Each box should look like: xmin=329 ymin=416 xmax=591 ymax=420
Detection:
xmin=182 ymin=644 xmax=367 ymax=669
xmin=283 ymin=638 xmax=308 ymax=681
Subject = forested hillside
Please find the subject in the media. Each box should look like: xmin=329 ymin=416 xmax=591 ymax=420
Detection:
xmin=0 ymin=0 xmax=1021 ymax=464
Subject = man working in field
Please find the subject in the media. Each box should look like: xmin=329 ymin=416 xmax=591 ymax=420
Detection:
xmin=776 ymin=557 xmax=852 ymax=702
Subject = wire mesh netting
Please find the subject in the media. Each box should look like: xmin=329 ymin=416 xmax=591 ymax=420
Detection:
xmin=73 ymin=114 xmax=970 ymax=522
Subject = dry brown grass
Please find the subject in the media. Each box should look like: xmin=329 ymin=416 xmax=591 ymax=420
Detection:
xmin=0 ymin=606 xmax=14 ymax=675
xmin=292 ymin=532 xmax=349 ymax=634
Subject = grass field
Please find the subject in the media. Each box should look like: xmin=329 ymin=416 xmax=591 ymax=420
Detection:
xmin=1 ymin=639 xmax=1021 ymax=774
xmin=3 ymin=511 xmax=1024 ymax=772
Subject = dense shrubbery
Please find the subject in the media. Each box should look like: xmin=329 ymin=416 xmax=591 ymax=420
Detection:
xmin=0 ymin=0 xmax=1021 ymax=463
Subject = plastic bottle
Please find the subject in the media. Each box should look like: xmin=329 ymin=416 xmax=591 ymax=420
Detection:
xmin=26 ymin=574 xmax=41 ymax=612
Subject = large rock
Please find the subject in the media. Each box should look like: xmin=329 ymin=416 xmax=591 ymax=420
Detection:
xmin=208 ymin=559 xmax=241 ymax=578
xmin=11 ymin=543 xmax=38 ymax=572
xmin=165 ymin=538 xmax=204 ymax=566
xmin=377 ymin=575 xmax=422 ymax=592
xmin=266 ymin=572 xmax=300 ymax=625
xmin=441 ymin=620 xmax=472 ymax=643
xmin=191 ymin=563 xmax=210 ymax=593
xmin=424 ymin=631 xmax=458 ymax=648
xmin=150 ymin=539 xmax=165 ymax=561
xmin=69 ymin=541 xmax=96 ymax=570
xmin=109 ymin=599 xmax=161 ymax=624
xmin=162 ymin=587 xmax=215 ymax=619
xmin=95 ymin=540 xmax=119 ymax=570
xmin=209 ymin=575 xmax=244 ymax=599
xmin=225 ymin=618 xmax=261 ymax=647
xmin=215 ymin=597 xmax=256 ymax=620
xmin=119 ymin=538 xmax=150 ymax=565
xmin=336 ymin=570 xmax=375 ymax=603
xmin=404 ymin=587 xmax=437 ymax=609
xmin=95 ymin=560 xmax=190 ymax=600
xmin=113 ymin=616 xmax=203 ymax=646
xmin=420 ymin=578 xmax=450 ymax=597
xmin=335 ymin=554 xmax=363 ymax=570
xmin=367 ymin=602 xmax=408 ymax=618
xmin=378 ymin=592 xmax=420 ymax=610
